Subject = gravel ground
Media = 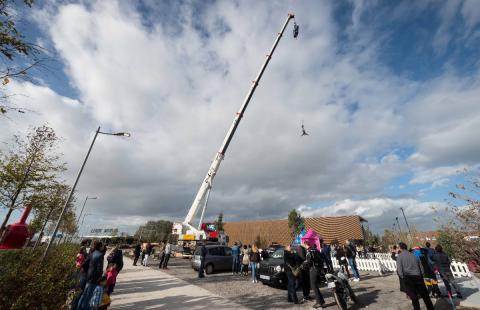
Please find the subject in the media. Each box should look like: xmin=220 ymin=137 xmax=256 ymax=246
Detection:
xmin=140 ymin=255 xmax=475 ymax=310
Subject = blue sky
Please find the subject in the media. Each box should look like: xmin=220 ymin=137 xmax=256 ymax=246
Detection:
xmin=1 ymin=0 xmax=480 ymax=234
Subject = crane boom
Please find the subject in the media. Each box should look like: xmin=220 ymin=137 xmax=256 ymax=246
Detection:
xmin=183 ymin=13 xmax=296 ymax=235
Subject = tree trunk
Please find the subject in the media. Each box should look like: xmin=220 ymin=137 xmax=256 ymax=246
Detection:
xmin=33 ymin=207 xmax=54 ymax=250
xmin=0 ymin=208 xmax=14 ymax=241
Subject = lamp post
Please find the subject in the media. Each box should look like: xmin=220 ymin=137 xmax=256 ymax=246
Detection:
xmin=400 ymin=207 xmax=412 ymax=234
xmin=400 ymin=207 xmax=413 ymax=244
xmin=43 ymin=126 xmax=130 ymax=260
xmin=395 ymin=217 xmax=403 ymax=234
xmin=79 ymin=213 xmax=95 ymax=237
xmin=77 ymin=196 xmax=98 ymax=228
xmin=67 ymin=196 xmax=97 ymax=243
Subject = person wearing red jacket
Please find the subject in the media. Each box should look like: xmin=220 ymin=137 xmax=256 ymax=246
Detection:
xmin=106 ymin=263 xmax=118 ymax=296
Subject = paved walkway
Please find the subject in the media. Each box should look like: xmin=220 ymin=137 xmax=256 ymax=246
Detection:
xmin=459 ymin=276 xmax=480 ymax=309
xmin=109 ymin=257 xmax=248 ymax=310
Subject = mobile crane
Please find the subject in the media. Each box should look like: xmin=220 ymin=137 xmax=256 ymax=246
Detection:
xmin=180 ymin=13 xmax=299 ymax=245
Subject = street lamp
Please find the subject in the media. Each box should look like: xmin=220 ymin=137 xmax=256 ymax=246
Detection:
xmin=65 ymin=196 xmax=97 ymax=243
xmin=76 ymin=196 xmax=98 ymax=230
xmin=43 ymin=126 xmax=130 ymax=260
xmin=80 ymin=213 xmax=95 ymax=237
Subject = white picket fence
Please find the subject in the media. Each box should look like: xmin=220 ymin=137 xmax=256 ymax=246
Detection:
xmin=330 ymin=253 xmax=472 ymax=278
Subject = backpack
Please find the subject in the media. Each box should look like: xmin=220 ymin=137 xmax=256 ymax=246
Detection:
xmin=308 ymin=248 xmax=323 ymax=269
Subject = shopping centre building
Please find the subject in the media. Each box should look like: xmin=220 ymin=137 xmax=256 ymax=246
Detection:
xmin=223 ymin=215 xmax=367 ymax=246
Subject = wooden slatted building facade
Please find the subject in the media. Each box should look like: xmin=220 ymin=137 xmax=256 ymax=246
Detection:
xmin=223 ymin=215 xmax=367 ymax=246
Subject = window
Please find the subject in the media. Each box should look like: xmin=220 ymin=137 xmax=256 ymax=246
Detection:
xmin=224 ymin=247 xmax=232 ymax=256
xmin=208 ymin=247 xmax=224 ymax=256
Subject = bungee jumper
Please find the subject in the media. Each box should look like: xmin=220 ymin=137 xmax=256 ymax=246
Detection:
xmin=301 ymin=120 xmax=309 ymax=136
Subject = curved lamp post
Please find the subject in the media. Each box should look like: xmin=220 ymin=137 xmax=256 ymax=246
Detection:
xmin=76 ymin=196 xmax=97 ymax=231
xmin=43 ymin=126 xmax=130 ymax=260
xmin=80 ymin=213 xmax=95 ymax=237
xmin=66 ymin=196 xmax=98 ymax=243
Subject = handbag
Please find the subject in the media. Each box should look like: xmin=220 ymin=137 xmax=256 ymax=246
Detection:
xmin=287 ymin=263 xmax=302 ymax=277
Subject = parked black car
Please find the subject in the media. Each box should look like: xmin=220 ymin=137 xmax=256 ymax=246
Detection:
xmin=258 ymin=247 xmax=289 ymax=287
xmin=259 ymin=246 xmax=325 ymax=288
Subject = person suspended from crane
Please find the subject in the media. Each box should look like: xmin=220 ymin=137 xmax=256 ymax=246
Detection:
xmin=293 ymin=21 xmax=299 ymax=39
xmin=301 ymin=120 xmax=309 ymax=136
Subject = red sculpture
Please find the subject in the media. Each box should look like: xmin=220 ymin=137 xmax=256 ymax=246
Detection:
xmin=0 ymin=205 xmax=31 ymax=249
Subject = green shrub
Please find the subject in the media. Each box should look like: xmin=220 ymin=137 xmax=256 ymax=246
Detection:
xmin=0 ymin=244 xmax=78 ymax=309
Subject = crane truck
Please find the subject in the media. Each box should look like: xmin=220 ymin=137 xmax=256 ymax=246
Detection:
xmin=179 ymin=13 xmax=298 ymax=248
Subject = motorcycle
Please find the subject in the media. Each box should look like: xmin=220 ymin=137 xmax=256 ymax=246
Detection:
xmin=325 ymin=270 xmax=358 ymax=310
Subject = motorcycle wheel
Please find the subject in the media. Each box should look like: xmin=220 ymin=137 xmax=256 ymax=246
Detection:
xmin=347 ymin=284 xmax=358 ymax=304
xmin=333 ymin=289 xmax=348 ymax=310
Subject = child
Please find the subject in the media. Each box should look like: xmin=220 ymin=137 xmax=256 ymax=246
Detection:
xmin=89 ymin=276 xmax=110 ymax=310
xmin=106 ymin=263 xmax=118 ymax=295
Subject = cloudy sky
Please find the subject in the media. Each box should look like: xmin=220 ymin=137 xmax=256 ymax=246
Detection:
xmin=1 ymin=0 xmax=480 ymax=234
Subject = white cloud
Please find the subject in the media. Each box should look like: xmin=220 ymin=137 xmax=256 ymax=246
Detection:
xmin=1 ymin=1 xmax=479 ymax=234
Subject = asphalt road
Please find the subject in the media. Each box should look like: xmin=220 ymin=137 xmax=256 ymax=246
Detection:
xmin=141 ymin=255 xmax=475 ymax=310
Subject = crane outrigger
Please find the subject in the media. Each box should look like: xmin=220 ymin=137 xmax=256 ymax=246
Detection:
xmin=181 ymin=13 xmax=298 ymax=244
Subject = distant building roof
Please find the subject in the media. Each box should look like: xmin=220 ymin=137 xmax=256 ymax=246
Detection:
xmin=223 ymin=215 xmax=367 ymax=246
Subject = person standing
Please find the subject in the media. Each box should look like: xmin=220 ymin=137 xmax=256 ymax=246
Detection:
xmin=302 ymin=242 xmax=326 ymax=309
xmin=241 ymin=245 xmax=250 ymax=276
xmin=432 ymin=244 xmax=463 ymax=299
xmin=425 ymin=242 xmax=435 ymax=261
xmin=416 ymin=247 xmax=442 ymax=298
xmin=198 ymin=243 xmax=207 ymax=278
xmin=159 ymin=242 xmax=166 ymax=269
xmin=162 ymin=242 xmax=172 ymax=269
xmin=321 ymin=241 xmax=333 ymax=273
xmin=297 ymin=243 xmax=311 ymax=302
xmin=396 ymin=242 xmax=434 ymax=310
xmin=231 ymin=242 xmax=240 ymax=274
xmin=284 ymin=245 xmax=302 ymax=304
xmin=335 ymin=244 xmax=350 ymax=278
xmin=143 ymin=242 xmax=152 ymax=266
xmin=107 ymin=246 xmax=124 ymax=273
xmin=77 ymin=241 xmax=105 ymax=310
xmin=250 ymin=244 xmax=260 ymax=283
xmin=133 ymin=243 xmax=141 ymax=266
xmin=391 ymin=245 xmax=398 ymax=261
xmin=346 ymin=240 xmax=360 ymax=281
xmin=106 ymin=263 xmax=118 ymax=296
xmin=238 ymin=242 xmax=243 ymax=274
xmin=140 ymin=244 xmax=146 ymax=265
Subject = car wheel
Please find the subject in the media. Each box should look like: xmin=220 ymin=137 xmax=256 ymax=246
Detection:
xmin=205 ymin=264 xmax=214 ymax=274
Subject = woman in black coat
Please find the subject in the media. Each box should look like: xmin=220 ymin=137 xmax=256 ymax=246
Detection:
xmin=284 ymin=245 xmax=301 ymax=304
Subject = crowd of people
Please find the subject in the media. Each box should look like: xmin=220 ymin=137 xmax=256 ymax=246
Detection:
xmin=230 ymin=243 xmax=262 ymax=280
xmin=282 ymin=239 xmax=360 ymax=308
xmin=393 ymin=241 xmax=463 ymax=310
xmin=226 ymin=239 xmax=359 ymax=308
xmin=68 ymin=238 xmax=466 ymax=310
xmin=71 ymin=240 xmax=124 ymax=310
xmin=130 ymin=241 xmax=173 ymax=269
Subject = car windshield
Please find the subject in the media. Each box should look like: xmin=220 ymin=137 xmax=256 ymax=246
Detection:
xmin=271 ymin=248 xmax=284 ymax=259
